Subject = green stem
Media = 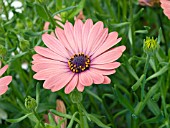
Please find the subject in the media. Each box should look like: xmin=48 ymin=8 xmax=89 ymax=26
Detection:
xmin=141 ymin=54 xmax=151 ymax=101
xmin=33 ymin=109 xmax=45 ymax=128
xmin=2 ymin=1 xmax=9 ymax=21
xmin=77 ymin=103 xmax=85 ymax=128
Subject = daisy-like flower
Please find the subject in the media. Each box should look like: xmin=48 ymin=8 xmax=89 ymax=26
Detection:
xmin=0 ymin=61 xmax=12 ymax=95
xmin=32 ymin=19 xmax=126 ymax=94
xmin=160 ymin=0 xmax=170 ymax=19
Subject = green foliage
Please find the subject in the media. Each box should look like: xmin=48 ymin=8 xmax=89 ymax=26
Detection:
xmin=0 ymin=0 xmax=170 ymax=128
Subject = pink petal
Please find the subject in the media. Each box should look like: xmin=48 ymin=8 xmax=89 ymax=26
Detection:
xmin=32 ymin=61 xmax=67 ymax=72
xmin=55 ymin=27 xmax=74 ymax=55
xmin=74 ymin=19 xmax=83 ymax=53
xmin=64 ymin=74 xmax=78 ymax=94
xmin=88 ymin=28 xmax=108 ymax=56
xmin=85 ymin=21 xmax=103 ymax=55
xmin=91 ymin=62 xmax=120 ymax=70
xmin=102 ymin=76 xmax=111 ymax=84
xmin=34 ymin=46 xmax=68 ymax=62
xmin=43 ymin=72 xmax=74 ymax=91
xmin=91 ymin=32 xmax=122 ymax=59
xmin=77 ymin=81 xmax=84 ymax=92
xmin=82 ymin=19 xmax=93 ymax=53
xmin=64 ymin=22 xmax=78 ymax=54
xmin=90 ymin=68 xmax=116 ymax=75
xmin=79 ymin=71 xmax=93 ymax=86
xmin=91 ymin=46 xmax=126 ymax=64
xmin=32 ymin=54 xmax=44 ymax=61
xmin=0 ymin=76 xmax=12 ymax=86
xmin=88 ymin=69 xmax=104 ymax=84
xmin=42 ymin=34 xmax=70 ymax=58
xmin=0 ymin=65 xmax=8 ymax=77
xmin=33 ymin=68 xmax=69 ymax=80
xmin=0 ymin=85 xmax=8 ymax=95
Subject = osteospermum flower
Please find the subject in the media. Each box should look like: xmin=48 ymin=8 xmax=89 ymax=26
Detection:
xmin=160 ymin=0 xmax=170 ymax=19
xmin=32 ymin=19 xmax=126 ymax=94
xmin=0 ymin=61 xmax=12 ymax=95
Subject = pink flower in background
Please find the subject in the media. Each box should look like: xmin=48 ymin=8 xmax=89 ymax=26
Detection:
xmin=32 ymin=19 xmax=126 ymax=94
xmin=0 ymin=61 xmax=12 ymax=95
xmin=160 ymin=0 xmax=170 ymax=19
xmin=139 ymin=0 xmax=160 ymax=6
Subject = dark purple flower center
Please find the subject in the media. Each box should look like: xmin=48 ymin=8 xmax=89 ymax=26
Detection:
xmin=68 ymin=53 xmax=90 ymax=73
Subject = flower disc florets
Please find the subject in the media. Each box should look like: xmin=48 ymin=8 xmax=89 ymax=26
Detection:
xmin=68 ymin=53 xmax=90 ymax=73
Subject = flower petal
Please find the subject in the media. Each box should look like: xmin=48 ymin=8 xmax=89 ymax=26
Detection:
xmin=43 ymin=72 xmax=74 ymax=91
xmin=88 ymin=69 xmax=104 ymax=84
xmin=102 ymin=76 xmax=111 ymax=84
xmin=42 ymin=34 xmax=70 ymax=58
xmin=91 ymin=62 xmax=120 ymax=70
xmin=55 ymin=27 xmax=74 ymax=55
xmin=34 ymin=46 xmax=68 ymax=62
xmin=32 ymin=61 xmax=67 ymax=72
xmin=85 ymin=21 xmax=103 ymax=55
xmin=0 ymin=65 xmax=8 ymax=77
xmin=74 ymin=19 xmax=83 ymax=53
xmin=64 ymin=74 xmax=78 ymax=94
xmin=77 ymin=80 xmax=84 ymax=92
xmin=0 ymin=85 xmax=8 ymax=95
xmin=88 ymin=28 xmax=108 ymax=56
xmin=91 ymin=46 xmax=126 ymax=64
xmin=90 ymin=68 xmax=116 ymax=75
xmin=0 ymin=76 xmax=12 ymax=85
xmin=33 ymin=68 xmax=69 ymax=80
xmin=82 ymin=19 xmax=93 ymax=53
xmin=91 ymin=32 xmax=122 ymax=59
xmin=79 ymin=71 xmax=93 ymax=86
xmin=64 ymin=22 xmax=78 ymax=53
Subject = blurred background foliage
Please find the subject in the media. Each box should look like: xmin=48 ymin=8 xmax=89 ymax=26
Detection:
xmin=0 ymin=0 xmax=170 ymax=128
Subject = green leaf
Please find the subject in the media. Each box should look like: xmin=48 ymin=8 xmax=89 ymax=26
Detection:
xmin=139 ymin=114 xmax=164 ymax=125
xmin=146 ymin=64 xmax=169 ymax=82
xmin=131 ymin=74 xmax=145 ymax=91
xmin=88 ymin=114 xmax=110 ymax=128
xmin=67 ymin=112 xmax=78 ymax=128
xmin=52 ymin=6 xmax=78 ymax=17
xmin=111 ymin=22 xmax=130 ymax=28
xmin=6 ymin=113 xmax=32 ymax=123
xmin=48 ymin=113 xmax=56 ymax=127
xmin=86 ymin=89 xmax=102 ymax=103
xmin=157 ymin=27 xmax=162 ymax=44
xmin=135 ymin=30 xmax=148 ymax=34
xmin=113 ymin=87 xmax=134 ymax=113
xmin=68 ymin=0 xmax=85 ymax=19
xmin=147 ymin=99 xmax=160 ymax=116
xmin=50 ymin=109 xmax=80 ymax=124
xmin=35 ymin=3 xmax=49 ymax=21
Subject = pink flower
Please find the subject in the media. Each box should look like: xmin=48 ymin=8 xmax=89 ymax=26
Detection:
xmin=0 ymin=61 xmax=12 ymax=95
xmin=160 ymin=0 xmax=170 ymax=19
xmin=32 ymin=19 xmax=126 ymax=94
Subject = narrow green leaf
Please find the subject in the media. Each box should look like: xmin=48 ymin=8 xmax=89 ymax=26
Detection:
xmin=68 ymin=0 xmax=85 ymax=19
xmin=113 ymin=88 xmax=134 ymax=113
xmin=128 ymin=26 xmax=133 ymax=45
xmin=35 ymin=3 xmax=49 ymax=21
xmin=146 ymin=64 xmax=169 ymax=82
xmin=86 ymin=89 xmax=102 ymax=103
xmin=48 ymin=113 xmax=56 ymax=126
xmin=147 ymin=99 xmax=160 ymax=116
xmin=135 ymin=30 xmax=148 ymax=34
xmin=50 ymin=109 xmax=80 ymax=124
xmin=157 ymin=27 xmax=162 ymax=44
xmin=88 ymin=114 xmax=110 ymax=128
xmin=52 ymin=6 xmax=78 ymax=17
xmin=131 ymin=74 xmax=145 ymax=91
xmin=6 ymin=113 xmax=32 ymax=123
xmin=139 ymin=114 xmax=164 ymax=125
xmin=111 ymin=22 xmax=130 ymax=28
xmin=67 ymin=112 xmax=78 ymax=128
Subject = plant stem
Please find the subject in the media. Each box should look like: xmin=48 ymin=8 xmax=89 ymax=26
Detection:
xmin=141 ymin=54 xmax=150 ymax=101
xmin=33 ymin=109 xmax=45 ymax=128
xmin=77 ymin=103 xmax=85 ymax=128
